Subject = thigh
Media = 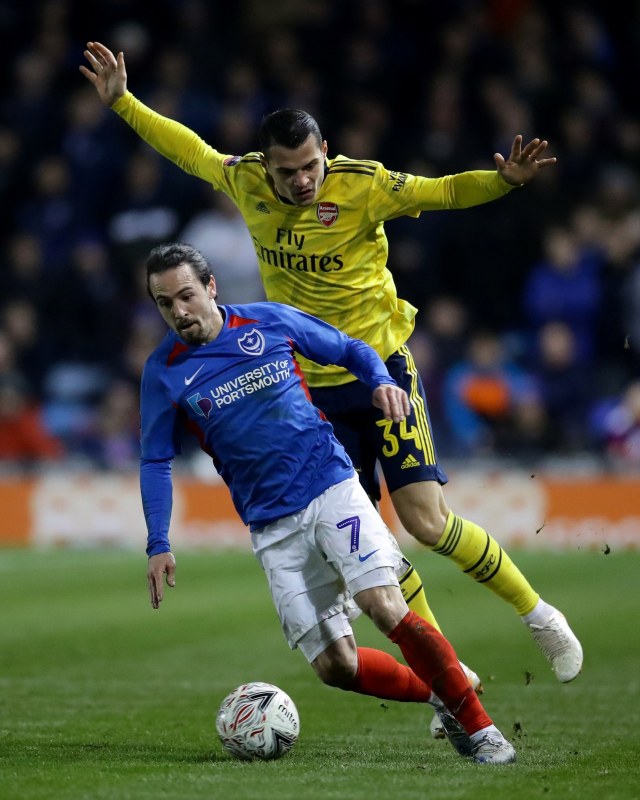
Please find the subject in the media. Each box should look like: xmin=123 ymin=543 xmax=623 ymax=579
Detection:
xmin=376 ymin=345 xmax=449 ymax=492
xmin=315 ymin=476 xmax=404 ymax=589
xmin=391 ymin=479 xmax=450 ymax=544
xmin=253 ymin=502 xmax=357 ymax=653
xmin=299 ymin=617 xmax=356 ymax=665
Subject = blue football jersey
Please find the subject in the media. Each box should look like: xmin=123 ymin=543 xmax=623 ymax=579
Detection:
xmin=140 ymin=301 xmax=395 ymax=550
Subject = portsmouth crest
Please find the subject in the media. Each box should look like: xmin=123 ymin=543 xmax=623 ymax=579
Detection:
xmin=238 ymin=328 xmax=265 ymax=356
xmin=317 ymin=202 xmax=339 ymax=227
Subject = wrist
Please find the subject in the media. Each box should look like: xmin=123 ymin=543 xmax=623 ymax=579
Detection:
xmin=110 ymin=90 xmax=130 ymax=112
xmin=496 ymin=171 xmax=521 ymax=189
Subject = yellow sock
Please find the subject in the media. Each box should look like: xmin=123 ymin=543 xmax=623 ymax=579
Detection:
xmin=432 ymin=511 xmax=539 ymax=616
xmin=398 ymin=558 xmax=442 ymax=632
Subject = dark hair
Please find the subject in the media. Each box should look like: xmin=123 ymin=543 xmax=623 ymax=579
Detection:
xmin=145 ymin=243 xmax=212 ymax=297
xmin=258 ymin=109 xmax=323 ymax=155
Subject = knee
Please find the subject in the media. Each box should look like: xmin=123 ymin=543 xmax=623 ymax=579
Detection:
xmin=404 ymin=513 xmax=446 ymax=545
xmin=312 ymin=646 xmax=358 ymax=689
xmin=392 ymin=486 xmax=449 ymax=546
xmin=355 ymin=584 xmax=408 ymax=635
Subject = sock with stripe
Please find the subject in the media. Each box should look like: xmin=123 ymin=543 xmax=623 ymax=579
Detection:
xmin=397 ymin=557 xmax=442 ymax=632
xmin=432 ymin=511 xmax=539 ymax=616
xmin=352 ymin=646 xmax=431 ymax=702
xmin=388 ymin=611 xmax=492 ymax=734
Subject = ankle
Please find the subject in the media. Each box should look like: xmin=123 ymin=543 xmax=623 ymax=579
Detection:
xmin=470 ymin=724 xmax=499 ymax=744
xmin=521 ymin=598 xmax=553 ymax=625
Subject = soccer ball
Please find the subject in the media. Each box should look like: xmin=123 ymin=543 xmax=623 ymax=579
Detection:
xmin=216 ymin=682 xmax=300 ymax=761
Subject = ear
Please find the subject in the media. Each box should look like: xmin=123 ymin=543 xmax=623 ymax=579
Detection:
xmin=321 ymin=140 xmax=328 ymax=159
xmin=208 ymin=275 xmax=217 ymax=300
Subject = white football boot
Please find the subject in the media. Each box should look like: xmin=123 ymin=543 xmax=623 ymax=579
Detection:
xmin=469 ymin=726 xmax=517 ymax=764
xmin=524 ymin=602 xmax=583 ymax=682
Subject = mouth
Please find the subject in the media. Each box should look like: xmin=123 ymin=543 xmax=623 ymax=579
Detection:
xmin=295 ymin=188 xmax=315 ymax=203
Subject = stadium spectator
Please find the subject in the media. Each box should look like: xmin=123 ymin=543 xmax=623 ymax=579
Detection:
xmin=528 ymin=321 xmax=595 ymax=454
xmin=587 ymin=171 xmax=640 ymax=387
xmin=46 ymin=233 xmax=125 ymax=366
xmin=179 ymin=191 xmax=265 ymax=304
xmin=1 ymin=298 xmax=51 ymax=394
xmin=0 ymin=232 xmax=47 ymax=312
xmin=413 ymin=295 xmax=471 ymax=455
xmin=592 ymin=379 xmax=640 ymax=469
xmin=0 ymin=372 xmax=64 ymax=469
xmin=0 ymin=331 xmax=18 ymax=386
xmin=623 ymin=262 xmax=640 ymax=365
xmin=81 ymin=378 xmax=141 ymax=471
xmin=0 ymin=127 xmax=22 ymax=241
xmin=16 ymin=155 xmax=80 ymax=272
xmin=522 ymin=224 xmax=603 ymax=363
xmin=441 ymin=330 xmax=541 ymax=457
xmin=60 ymin=85 xmax=126 ymax=226
xmin=107 ymin=149 xmax=181 ymax=273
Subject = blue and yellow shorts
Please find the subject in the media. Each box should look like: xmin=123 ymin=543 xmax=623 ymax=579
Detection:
xmin=309 ymin=344 xmax=448 ymax=502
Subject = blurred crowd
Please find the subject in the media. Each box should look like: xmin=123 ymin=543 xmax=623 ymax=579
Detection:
xmin=1 ymin=0 xmax=639 ymax=474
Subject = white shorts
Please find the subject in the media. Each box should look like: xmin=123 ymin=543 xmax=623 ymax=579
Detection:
xmin=251 ymin=475 xmax=404 ymax=662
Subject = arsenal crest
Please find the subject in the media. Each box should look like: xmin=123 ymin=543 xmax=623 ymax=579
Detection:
xmin=317 ymin=202 xmax=339 ymax=227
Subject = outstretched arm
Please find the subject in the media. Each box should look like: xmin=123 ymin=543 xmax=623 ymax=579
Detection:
xmin=494 ymin=135 xmax=556 ymax=186
xmin=79 ymin=41 xmax=127 ymax=107
xmin=79 ymin=41 xmax=221 ymax=185
xmin=408 ymin=135 xmax=556 ymax=212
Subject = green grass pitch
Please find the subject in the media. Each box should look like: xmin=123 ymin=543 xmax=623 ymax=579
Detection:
xmin=1 ymin=545 xmax=638 ymax=800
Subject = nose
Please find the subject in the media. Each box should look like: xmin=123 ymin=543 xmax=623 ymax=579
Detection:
xmin=293 ymin=171 xmax=307 ymax=188
xmin=173 ymin=301 xmax=189 ymax=319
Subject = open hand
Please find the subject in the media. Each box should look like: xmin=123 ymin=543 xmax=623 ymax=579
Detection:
xmin=79 ymin=41 xmax=127 ymax=107
xmin=494 ymin=135 xmax=556 ymax=186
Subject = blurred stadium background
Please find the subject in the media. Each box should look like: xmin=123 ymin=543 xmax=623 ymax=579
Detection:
xmin=0 ymin=0 xmax=639 ymax=552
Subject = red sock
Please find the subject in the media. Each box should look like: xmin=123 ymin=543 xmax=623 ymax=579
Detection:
xmin=353 ymin=647 xmax=431 ymax=703
xmin=389 ymin=610 xmax=492 ymax=734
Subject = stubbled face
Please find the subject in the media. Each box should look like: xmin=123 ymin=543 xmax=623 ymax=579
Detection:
xmin=264 ymin=134 xmax=328 ymax=206
xmin=149 ymin=264 xmax=222 ymax=345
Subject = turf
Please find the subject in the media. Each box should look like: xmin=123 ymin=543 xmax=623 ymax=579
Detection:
xmin=1 ymin=545 xmax=638 ymax=800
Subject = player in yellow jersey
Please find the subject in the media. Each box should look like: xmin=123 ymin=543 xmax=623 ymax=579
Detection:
xmin=81 ymin=43 xmax=583 ymax=710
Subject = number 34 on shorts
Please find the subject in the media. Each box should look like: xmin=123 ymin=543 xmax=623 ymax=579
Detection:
xmin=375 ymin=418 xmax=423 ymax=458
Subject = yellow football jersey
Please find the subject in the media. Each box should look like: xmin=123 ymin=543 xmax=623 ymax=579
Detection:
xmin=113 ymin=92 xmax=515 ymax=386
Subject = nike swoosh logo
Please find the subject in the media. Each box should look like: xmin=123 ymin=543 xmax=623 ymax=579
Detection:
xmin=184 ymin=364 xmax=205 ymax=386
xmin=358 ymin=548 xmax=379 ymax=562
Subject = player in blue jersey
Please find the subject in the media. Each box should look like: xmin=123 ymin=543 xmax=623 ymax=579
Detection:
xmin=140 ymin=242 xmax=516 ymax=764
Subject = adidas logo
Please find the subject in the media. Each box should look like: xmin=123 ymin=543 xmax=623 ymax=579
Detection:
xmin=255 ymin=202 xmax=270 ymax=214
xmin=401 ymin=454 xmax=420 ymax=469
